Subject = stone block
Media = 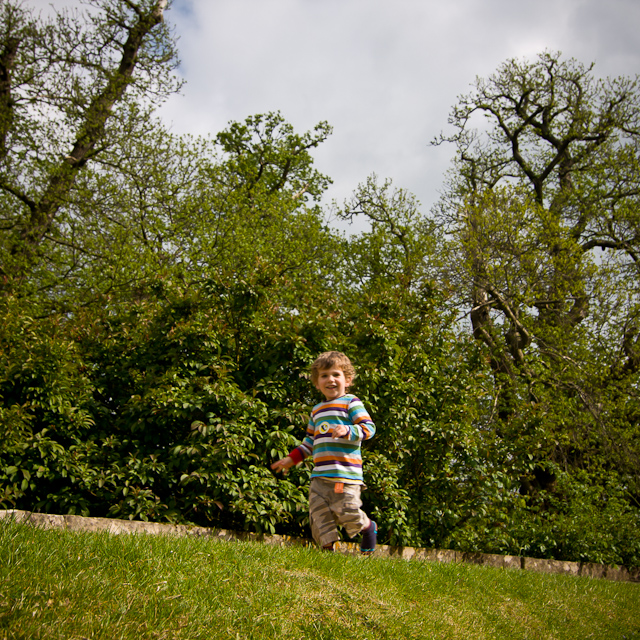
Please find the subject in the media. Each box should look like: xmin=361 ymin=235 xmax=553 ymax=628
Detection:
xmin=386 ymin=545 xmax=417 ymax=560
xmin=181 ymin=524 xmax=215 ymax=538
xmin=106 ymin=519 xmax=150 ymax=535
xmin=553 ymin=560 xmax=580 ymax=577
xmin=462 ymin=552 xmax=522 ymax=570
xmin=421 ymin=548 xmax=459 ymax=564
xmin=604 ymin=566 xmax=631 ymax=582
xmin=628 ymin=567 xmax=640 ymax=583
xmin=0 ymin=509 xmax=31 ymax=524
xmin=64 ymin=514 xmax=110 ymax=533
xmin=580 ymin=563 xmax=606 ymax=579
xmin=27 ymin=511 xmax=67 ymax=531
xmin=500 ymin=555 xmax=523 ymax=570
xmin=523 ymin=556 xmax=580 ymax=577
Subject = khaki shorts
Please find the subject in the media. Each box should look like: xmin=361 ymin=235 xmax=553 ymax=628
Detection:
xmin=308 ymin=477 xmax=368 ymax=547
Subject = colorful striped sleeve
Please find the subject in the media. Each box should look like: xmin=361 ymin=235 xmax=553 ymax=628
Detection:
xmin=346 ymin=396 xmax=376 ymax=442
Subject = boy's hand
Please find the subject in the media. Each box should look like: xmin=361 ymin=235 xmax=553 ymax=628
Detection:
xmin=271 ymin=456 xmax=294 ymax=474
xmin=332 ymin=425 xmax=349 ymax=440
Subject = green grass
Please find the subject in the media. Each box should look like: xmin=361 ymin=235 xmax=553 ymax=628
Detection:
xmin=0 ymin=520 xmax=638 ymax=640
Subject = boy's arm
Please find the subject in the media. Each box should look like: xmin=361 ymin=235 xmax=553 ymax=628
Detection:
xmin=343 ymin=397 xmax=376 ymax=441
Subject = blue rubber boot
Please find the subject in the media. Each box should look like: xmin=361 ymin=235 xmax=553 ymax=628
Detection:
xmin=360 ymin=520 xmax=377 ymax=555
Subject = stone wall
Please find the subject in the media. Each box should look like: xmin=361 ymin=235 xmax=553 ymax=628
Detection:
xmin=2 ymin=509 xmax=638 ymax=583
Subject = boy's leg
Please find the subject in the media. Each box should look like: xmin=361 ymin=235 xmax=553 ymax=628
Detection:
xmin=334 ymin=485 xmax=367 ymax=536
xmin=309 ymin=479 xmax=340 ymax=548
xmin=334 ymin=484 xmax=377 ymax=554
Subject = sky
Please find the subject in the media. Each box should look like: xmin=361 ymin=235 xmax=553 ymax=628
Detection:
xmin=29 ymin=0 xmax=640 ymax=226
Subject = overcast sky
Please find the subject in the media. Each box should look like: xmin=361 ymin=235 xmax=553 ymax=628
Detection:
xmin=31 ymin=0 xmax=640 ymax=223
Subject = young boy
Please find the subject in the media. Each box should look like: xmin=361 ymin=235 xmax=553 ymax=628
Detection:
xmin=271 ymin=351 xmax=378 ymax=554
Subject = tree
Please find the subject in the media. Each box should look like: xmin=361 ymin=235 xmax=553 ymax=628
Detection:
xmin=434 ymin=51 xmax=640 ymax=550
xmin=435 ymin=52 xmax=640 ymax=377
xmin=0 ymin=0 xmax=180 ymax=296
xmin=200 ymin=112 xmax=335 ymax=284
xmin=338 ymin=174 xmax=441 ymax=293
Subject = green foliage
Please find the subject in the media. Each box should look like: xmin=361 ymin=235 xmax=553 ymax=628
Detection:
xmin=339 ymin=174 xmax=441 ymax=290
xmin=431 ymin=51 xmax=640 ymax=565
xmin=447 ymin=470 xmax=640 ymax=568
xmin=0 ymin=10 xmax=639 ymax=571
xmin=0 ymin=297 xmax=96 ymax=515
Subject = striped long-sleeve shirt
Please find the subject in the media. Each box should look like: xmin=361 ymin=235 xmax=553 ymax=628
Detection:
xmin=288 ymin=394 xmax=375 ymax=484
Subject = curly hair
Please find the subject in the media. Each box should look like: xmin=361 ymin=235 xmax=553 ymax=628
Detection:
xmin=310 ymin=351 xmax=356 ymax=384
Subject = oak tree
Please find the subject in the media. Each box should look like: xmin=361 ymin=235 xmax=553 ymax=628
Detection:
xmin=435 ymin=51 xmax=640 ymax=505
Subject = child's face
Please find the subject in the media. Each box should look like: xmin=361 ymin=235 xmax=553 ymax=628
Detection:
xmin=314 ymin=366 xmax=352 ymax=401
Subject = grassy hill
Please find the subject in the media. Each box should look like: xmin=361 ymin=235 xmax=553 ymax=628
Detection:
xmin=1 ymin=519 xmax=639 ymax=640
